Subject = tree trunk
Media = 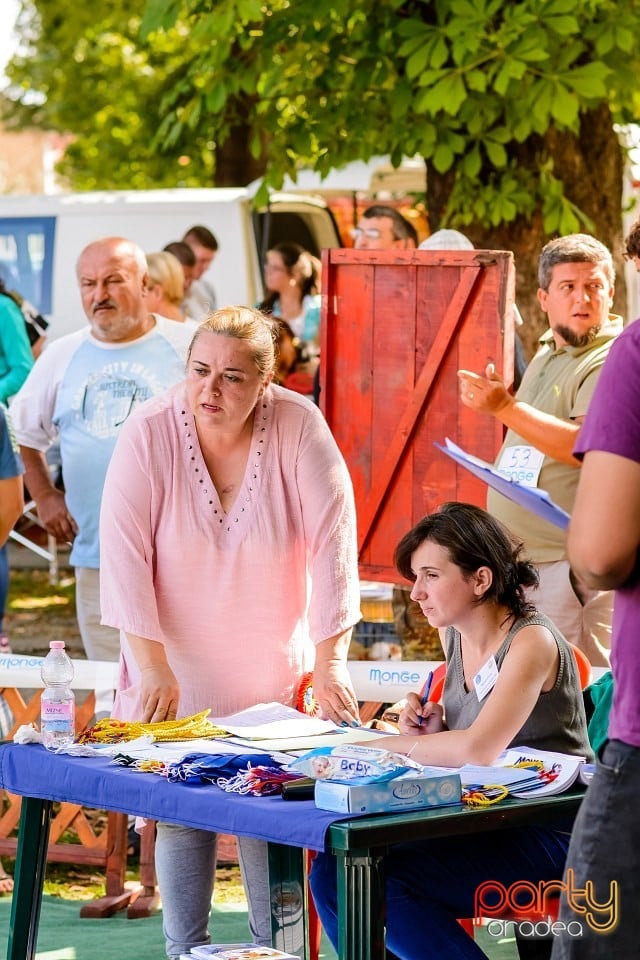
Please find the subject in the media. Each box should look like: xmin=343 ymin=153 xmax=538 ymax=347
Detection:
xmin=427 ymin=103 xmax=625 ymax=361
xmin=214 ymin=98 xmax=268 ymax=187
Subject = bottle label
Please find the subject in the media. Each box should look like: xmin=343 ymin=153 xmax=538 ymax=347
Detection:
xmin=42 ymin=702 xmax=74 ymax=722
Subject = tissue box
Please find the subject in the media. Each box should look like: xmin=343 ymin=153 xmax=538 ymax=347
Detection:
xmin=314 ymin=770 xmax=461 ymax=814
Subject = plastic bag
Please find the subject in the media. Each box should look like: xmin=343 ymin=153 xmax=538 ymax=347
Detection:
xmin=288 ymin=743 xmax=422 ymax=785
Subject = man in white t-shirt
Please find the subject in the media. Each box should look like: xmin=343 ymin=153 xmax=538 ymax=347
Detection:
xmin=11 ymin=237 xmax=193 ymax=661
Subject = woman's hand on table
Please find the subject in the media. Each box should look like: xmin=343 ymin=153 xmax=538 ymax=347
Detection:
xmin=312 ymin=661 xmax=360 ymax=727
xmin=139 ymin=662 xmax=180 ymax=723
xmin=312 ymin=632 xmax=361 ymax=727
xmin=399 ymin=693 xmax=445 ymax=735
xmin=126 ymin=633 xmax=180 ymax=723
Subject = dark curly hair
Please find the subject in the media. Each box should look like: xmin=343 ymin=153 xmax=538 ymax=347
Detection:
xmin=394 ymin=502 xmax=538 ymax=620
xmin=624 ymin=218 xmax=640 ymax=260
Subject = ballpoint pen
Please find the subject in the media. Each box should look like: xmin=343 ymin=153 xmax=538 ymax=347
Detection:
xmin=418 ymin=670 xmax=434 ymax=727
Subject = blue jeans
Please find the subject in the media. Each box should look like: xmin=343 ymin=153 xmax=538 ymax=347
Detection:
xmin=310 ymin=824 xmax=572 ymax=960
xmin=551 ymin=739 xmax=640 ymax=959
xmin=155 ymin=823 xmax=272 ymax=959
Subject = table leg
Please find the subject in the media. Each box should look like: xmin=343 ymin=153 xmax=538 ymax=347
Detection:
xmin=7 ymin=796 xmax=53 ymax=960
xmin=336 ymin=848 xmax=385 ymax=960
xmin=267 ymin=843 xmax=308 ymax=959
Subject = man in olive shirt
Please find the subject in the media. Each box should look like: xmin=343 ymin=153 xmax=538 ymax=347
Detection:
xmin=458 ymin=234 xmax=621 ymax=666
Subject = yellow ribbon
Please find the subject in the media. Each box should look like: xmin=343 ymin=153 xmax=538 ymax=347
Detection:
xmin=78 ymin=709 xmax=228 ymax=744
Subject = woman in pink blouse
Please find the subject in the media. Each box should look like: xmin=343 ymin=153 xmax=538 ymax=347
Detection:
xmin=99 ymin=305 xmax=361 ymax=959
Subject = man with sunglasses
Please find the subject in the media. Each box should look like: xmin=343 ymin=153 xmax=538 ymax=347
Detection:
xmin=10 ymin=237 xmax=192 ymax=661
xmin=351 ymin=204 xmax=418 ymax=250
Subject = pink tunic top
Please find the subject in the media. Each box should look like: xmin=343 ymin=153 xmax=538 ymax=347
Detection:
xmin=99 ymin=382 xmax=361 ymax=720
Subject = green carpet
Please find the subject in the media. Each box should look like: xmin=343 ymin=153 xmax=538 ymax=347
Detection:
xmin=0 ymin=896 xmax=524 ymax=958
xmin=0 ymin=896 xmax=339 ymax=960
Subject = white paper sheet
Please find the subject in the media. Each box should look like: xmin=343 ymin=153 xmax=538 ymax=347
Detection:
xmin=210 ymin=702 xmax=339 ymax=739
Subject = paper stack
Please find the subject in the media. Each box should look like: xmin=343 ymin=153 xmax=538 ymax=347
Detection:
xmin=182 ymin=945 xmax=300 ymax=959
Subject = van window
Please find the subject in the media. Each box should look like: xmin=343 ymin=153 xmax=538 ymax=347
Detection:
xmin=252 ymin=203 xmax=342 ymax=277
xmin=0 ymin=217 xmax=56 ymax=313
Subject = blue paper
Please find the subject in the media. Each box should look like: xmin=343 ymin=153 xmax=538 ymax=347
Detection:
xmin=435 ymin=438 xmax=570 ymax=530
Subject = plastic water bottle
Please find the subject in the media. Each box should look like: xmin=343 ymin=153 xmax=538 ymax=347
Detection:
xmin=40 ymin=640 xmax=75 ymax=751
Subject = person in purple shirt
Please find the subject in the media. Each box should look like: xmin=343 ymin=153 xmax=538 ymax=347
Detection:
xmin=551 ymin=224 xmax=640 ymax=957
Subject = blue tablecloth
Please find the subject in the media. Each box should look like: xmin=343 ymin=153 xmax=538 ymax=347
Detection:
xmin=0 ymin=743 xmax=348 ymax=852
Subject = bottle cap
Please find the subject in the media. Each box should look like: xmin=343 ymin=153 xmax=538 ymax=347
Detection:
xmin=49 ymin=641 xmax=65 ymax=650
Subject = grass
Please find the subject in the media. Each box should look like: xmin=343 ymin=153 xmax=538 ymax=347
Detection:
xmin=8 ymin=569 xmax=76 ymax=609
xmin=6 ymin=566 xmax=84 ymax=656
xmin=40 ymin=861 xmax=246 ymax=903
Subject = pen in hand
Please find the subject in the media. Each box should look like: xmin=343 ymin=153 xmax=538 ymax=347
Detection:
xmin=417 ymin=670 xmax=434 ymax=727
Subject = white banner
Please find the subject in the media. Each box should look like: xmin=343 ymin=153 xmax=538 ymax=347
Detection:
xmin=347 ymin=660 xmax=444 ymax=704
xmin=0 ymin=653 xmax=118 ymax=692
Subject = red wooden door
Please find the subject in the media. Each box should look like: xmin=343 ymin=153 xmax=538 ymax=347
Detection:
xmin=320 ymin=248 xmax=516 ymax=581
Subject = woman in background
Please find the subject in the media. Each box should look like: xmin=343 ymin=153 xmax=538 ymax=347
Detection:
xmin=0 ymin=278 xmax=33 ymax=658
xmin=146 ymin=251 xmax=195 ymax=326
xmin=0 ymin=404 xmax=24 ymax=892
xmin=258 ymin=242 xmax=321 ymax=396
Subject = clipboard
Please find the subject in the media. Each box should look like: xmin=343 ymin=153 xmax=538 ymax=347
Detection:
xmin=435 ymin=438 xmax=570 ymax=530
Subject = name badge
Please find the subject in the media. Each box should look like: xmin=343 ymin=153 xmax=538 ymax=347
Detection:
xmin=496 ymin=445 xmax=545 ymax=488
xmin=473 ymin=655 xmax=499 ymax=702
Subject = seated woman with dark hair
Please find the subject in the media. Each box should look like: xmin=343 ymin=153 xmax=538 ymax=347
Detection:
xmin=310 ymin=501 xmax=592 ymax=960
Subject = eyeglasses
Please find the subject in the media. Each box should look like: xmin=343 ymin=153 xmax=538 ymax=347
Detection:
xmin=81 ymin=379 xmax=140 ymax=426
xmin=349 ymin=227 xmax=382 ymax=240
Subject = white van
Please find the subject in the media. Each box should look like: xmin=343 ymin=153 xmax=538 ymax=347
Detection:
xmin=0 ymin=187 xmax=342 ymax=340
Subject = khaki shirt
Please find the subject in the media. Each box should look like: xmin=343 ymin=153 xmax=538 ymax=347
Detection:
xmin=488 ymin=315 xmax=623 ymax=561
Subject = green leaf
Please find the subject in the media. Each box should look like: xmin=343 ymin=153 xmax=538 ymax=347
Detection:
xmin=484 ymin=139 xmax=507 ymax=167
xmin=544 ymin=0 xmax=579 ymax=13
xmin=508 ymin=32 xmax=550 ymax=63
xmin=417 ymin=69 xmax=448 ymax=88
xmin=434 ymin=73 xmax=467 ymax=115
xmin=406 ymin=44 xmax=431 ymax=80
xmin=448 ymin=0 xmax=477 ymax=16
xmin=558 ymin=204 xmax=581 ymax=234
xmin=140 ymin=0 xmax=181 ymax=37
xmin=494 ymin=62 xmax=513 ymax=97
xmin=397 ymin=17 xmax=426 ymax=38
xmin=614 ymin=26 xmax=634 ymax=53
xmin=431 ymin=35 xmax=450 ymax=69
xmin=531 ymin=80 xmax=554 ymax=127
xmin=547 ymin=15 xmax=579 ymax=36
xmin=465 ymin=69 xmax=487 ymax=93
xmin=594 ymin=27 xmax=614 ymax=56
xmin=419 ymin=123 xmax=438 ymax=149
xmin=466 ymin=111 xmax=484 ymax=136
xmin=252 ymin=180 xmax=270 ymax=208
xmin=489 ymin=126 xmax=511 ymax=143
xmin=512 ymin=117 xmax=533 ymax=142
xmin=397 ymin=32 xmax=430 ymax=58
xmin=390 ymin=83 xmax=413 ymax=121
xmin=550 ymin=88 xmax=578 ymax=126
xmin=205 ymin=83 xmax=227 ymax=114
xmin=462 ymin=145 xmax=482 ymax=178
xmin=563 ymin=63 xmax=610 ymax=99
xmin=433 ymin=142 xmax=455 ymax=173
